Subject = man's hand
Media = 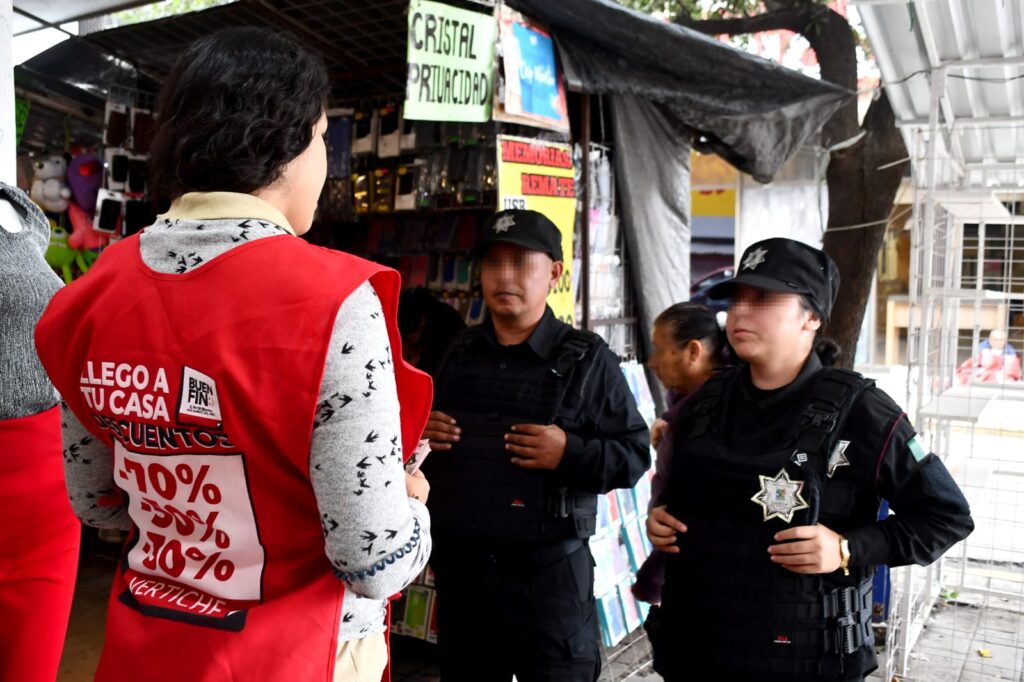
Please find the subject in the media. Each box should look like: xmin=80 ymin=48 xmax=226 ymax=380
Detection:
xmin=646 ymin=505 xmax=687 ymax=554
xmin=650 ymin=418 xmax=669 ymax=448
xmin=506 ymin=423 xmax=567 ymax=470
xmin=423 ymin=411 xmax=460 ymax=451
xmin=768 ymin=524 xmax=843 ymax=574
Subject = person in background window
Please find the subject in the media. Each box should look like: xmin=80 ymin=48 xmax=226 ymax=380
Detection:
xmin=957 ymin=329 xmax=1021 ymax=384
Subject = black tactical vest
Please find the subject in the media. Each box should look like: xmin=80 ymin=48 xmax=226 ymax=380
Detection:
xmin=424 ymin=325 xmax=600 ymax=544
xmin=659 ymin=367 xmax=877 ymax=681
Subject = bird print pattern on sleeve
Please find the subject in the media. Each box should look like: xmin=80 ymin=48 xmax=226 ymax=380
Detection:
xmin=61 ymin=401 xmax=131 ymax=530
xmin=140 ymin=218 xmax=287 ymax=274
xmin=308 ymin=282 xmax=431 ymax=641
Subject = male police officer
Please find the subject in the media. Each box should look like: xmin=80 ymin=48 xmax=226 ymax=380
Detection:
xmin=422 ymin=209 xmax=650 ymax=682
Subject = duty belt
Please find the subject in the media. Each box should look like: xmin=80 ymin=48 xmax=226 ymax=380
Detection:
xmin=823 ymin=582 xmax=873 ymax=655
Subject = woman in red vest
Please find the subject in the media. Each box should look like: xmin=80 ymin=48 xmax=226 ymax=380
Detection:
xmin=36 ymin=28 xmax=433 ymax=682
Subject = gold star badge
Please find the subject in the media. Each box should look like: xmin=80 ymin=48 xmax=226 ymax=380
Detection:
xmin=751 ymin=468 xmax=809 ymax=523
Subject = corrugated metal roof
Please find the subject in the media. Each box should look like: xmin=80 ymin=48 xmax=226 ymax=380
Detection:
xmin=856 ymin=0 xmax=1024 ymax=188
xmin=79 ymin=1 xmax=413 ymax=103
xmin=12 ymin=1 xmax=153 ymax=35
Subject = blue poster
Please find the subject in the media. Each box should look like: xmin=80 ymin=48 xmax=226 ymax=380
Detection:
xmin=511 ymin=22 xmax=561 ymax=121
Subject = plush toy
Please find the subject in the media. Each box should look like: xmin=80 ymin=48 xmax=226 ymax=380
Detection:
xmin=30 ymin=155 xmax=72 ymax=214
xmin=45 ymin=221 xmax=93 ymax=284
xmin=67 ymin=153 xmax=103 ymax=213
xmin=67 ymin=201 xmax=111 ymax=250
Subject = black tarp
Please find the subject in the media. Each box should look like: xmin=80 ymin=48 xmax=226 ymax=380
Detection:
xmin=507 ymin=0 xmax=853 ymax=183
xmin=611 ymin=94 xmax=694 ymax=342
xmin=506 ymin=0 xmax=853 ymax=345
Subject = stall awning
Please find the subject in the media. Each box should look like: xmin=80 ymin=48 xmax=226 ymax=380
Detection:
xmin=65 ymin=1 xmax=412 ymax=103
xmin=18 ymin=0 xmax=852 ymax=182
xmin=507 ymin=0 xmax=853 ymax=183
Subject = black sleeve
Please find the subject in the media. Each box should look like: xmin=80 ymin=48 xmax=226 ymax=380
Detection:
xmin=555 ymin=346 xmax=651 ymax=494
xmin=845 ymin=413 xmax=974 ymax=568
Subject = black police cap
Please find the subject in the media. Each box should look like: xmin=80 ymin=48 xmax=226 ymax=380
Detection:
xmin=708 ymin=237 xmax=841 ymax=321
xmin=473 ymin=209 xmax=563 ymax=262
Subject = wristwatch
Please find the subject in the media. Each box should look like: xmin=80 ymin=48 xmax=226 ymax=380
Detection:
xmin=838 ymin=535 xmax=851 ymax=576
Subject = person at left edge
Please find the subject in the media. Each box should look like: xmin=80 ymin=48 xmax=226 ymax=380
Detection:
xmin=422 ymin=208 xmax=651 ymax=682
xmin=34 ymin=28 xmax=433 ymax=682
xmin=0 ymin=182 xmax=80 ymax=682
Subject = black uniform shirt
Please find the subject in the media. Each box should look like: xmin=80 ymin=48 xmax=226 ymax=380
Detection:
xmin=673 ymin=353 xmax=973 ymax=569
xmin=438 ymin=307 xmax=651 ymax=494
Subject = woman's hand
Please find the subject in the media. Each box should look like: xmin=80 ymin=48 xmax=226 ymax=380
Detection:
xmin=646 ymin=505 xmax=688 ymax=553
xmin=650 ymin=418 xmax=669 ymax=448
xmin=768 ymin=524 xmax=843 ymax=574
xmin=405 ymin=470 xmax=430 ymax=504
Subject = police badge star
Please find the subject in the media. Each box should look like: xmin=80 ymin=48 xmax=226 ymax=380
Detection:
xmin=742 ymin=246 xmax=768 ymax=271
xmin=493 ymin=215 xmax=516 ymax=233
xmin=751 ymin=468 xmax=809 ymax=523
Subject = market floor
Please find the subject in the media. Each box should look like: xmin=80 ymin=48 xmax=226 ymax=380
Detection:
xmin=56 ymin=550 xmax=640 ymax=682
xmin=58 ymin=549 xmax=114 ymax=681
xmin=56 ymin=550 xmax=445 ymax=682
xmin=57 ymin=551 xmax=893 ymax=682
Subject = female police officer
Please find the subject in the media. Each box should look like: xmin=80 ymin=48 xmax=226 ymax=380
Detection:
xmin=646 ymin=237 xmax=973 ymax=681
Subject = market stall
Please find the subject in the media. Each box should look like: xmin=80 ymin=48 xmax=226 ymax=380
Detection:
xmin=12 ymin=0 xmax=852 ymax=656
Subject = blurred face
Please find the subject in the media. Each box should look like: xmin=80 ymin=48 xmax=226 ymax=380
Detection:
xmin=989 ymin=330 xmax=1008 ymax=352
xmin=277 ymin=112 xmax=328 ymax=235
xmin=648 ymin=324 xmax=715 ymax=394
xmin=480 ymin=244 xmax=562 ymax=323
xmin=726 ymin=285 xmax=819 ymax=366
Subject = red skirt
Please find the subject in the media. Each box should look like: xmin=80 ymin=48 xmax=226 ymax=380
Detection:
xmin=0 ymin=406 xmax=81 ymax=682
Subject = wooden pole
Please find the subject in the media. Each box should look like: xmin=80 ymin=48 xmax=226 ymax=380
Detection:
xmin=580 ymin=93 xmax=591 ymax=331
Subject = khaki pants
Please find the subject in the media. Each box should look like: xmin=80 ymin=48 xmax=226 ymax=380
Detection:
xmin=334 ymin=633 xmax=387 ymax=682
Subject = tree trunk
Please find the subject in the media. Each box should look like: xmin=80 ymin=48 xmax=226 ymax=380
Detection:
xmin=679 ymin=1 xmax=909 ymax=367
xmin=822 ymin=90 xmax=907 ymax=367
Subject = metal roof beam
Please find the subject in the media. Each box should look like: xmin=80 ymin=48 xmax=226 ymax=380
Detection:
xmin=995 ymin=0 xmax=1024 ymax=168
xmin=900 ymin=115 xmax=1024 ymax=128
xmin=942 ymin=55 xmax=1024 ymax=69
xmin=859 ymin=5 xmax=917 ymax=119
xmin=915 ymin=4 xmax=966 ymax=175
xmin=914 ymin=0 xmax=943 ymax=68
xmin=945 ymin=0 xmax=997 ymax=165
xmin=965 ymin=163 xmax=1024 ymax=170
xmin=850 ymin=0 xmax=941 ymax=5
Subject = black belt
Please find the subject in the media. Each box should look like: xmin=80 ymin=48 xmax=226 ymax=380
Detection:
xmin=442 ymin=536 xmax=586 ymax=568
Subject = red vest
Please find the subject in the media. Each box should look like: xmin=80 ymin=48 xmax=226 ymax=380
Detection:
xmin=36 ymin=234 xmax=432 ymax=682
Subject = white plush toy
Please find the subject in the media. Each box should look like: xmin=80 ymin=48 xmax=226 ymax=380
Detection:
xmin=30 ymin=155 xmax=72 ymax=213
